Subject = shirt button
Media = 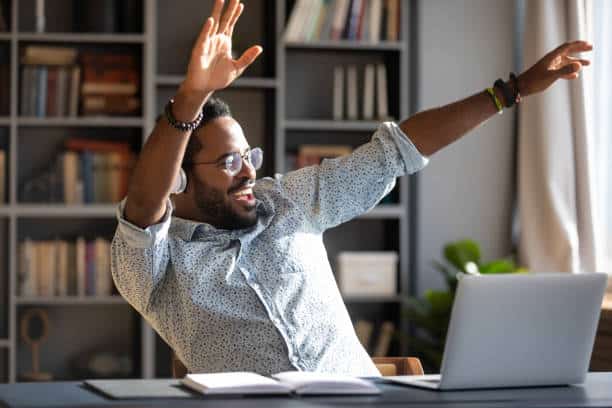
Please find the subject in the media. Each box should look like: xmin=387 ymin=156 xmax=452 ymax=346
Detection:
xmin=271 ymin=317 xmax=281 ymax=326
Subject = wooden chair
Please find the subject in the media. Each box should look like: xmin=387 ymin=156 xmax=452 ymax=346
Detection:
xmin=172 ymin=353 xmax=423 ymax=378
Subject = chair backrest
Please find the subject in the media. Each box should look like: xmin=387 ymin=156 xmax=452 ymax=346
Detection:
xmin=172 ymin=353 xmax=424 ymax=378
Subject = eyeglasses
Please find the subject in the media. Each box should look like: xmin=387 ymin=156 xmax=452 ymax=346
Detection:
xmin=189 ymin=147 xmax=263 ymax=176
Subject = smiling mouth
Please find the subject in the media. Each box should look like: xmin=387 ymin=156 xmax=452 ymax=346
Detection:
xmin=231 ymin=187 xmax=256 ymax=206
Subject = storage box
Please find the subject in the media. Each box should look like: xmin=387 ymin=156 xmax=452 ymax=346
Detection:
xmin=336 ymin=252 xmax=398 ymax=297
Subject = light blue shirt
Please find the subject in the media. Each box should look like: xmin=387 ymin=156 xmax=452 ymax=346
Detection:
xmin=111 ymin=122 xmax=428 ymax=376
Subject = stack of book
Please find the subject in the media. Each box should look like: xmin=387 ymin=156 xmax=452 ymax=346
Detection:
xmin=80 ymin=52 xmax=140 ymax=116
xmin=18 ymin=237 xmax=113 ymax=298
xmin=286 ymin=144 xmax=352 ymax=171
xmin=20 ymin=46 xmax=81 ymax=117
xmin=63 ymin=138 xmax=134 ymax=204
xmin=20 ymin=138 xmax=134 ymax=204
xmin=285 ymin=0 xmax=400 ymax=43
xmin=334 ymin=63 xmax=389 ymax=121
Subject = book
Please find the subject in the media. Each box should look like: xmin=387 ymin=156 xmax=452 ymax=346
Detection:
xmin=182 ymin=371 xmax=380 ymax=396
xmin=296 ymin=145 xmax=352 ymax=168
xmin=354 ymin=320 xmax=374 ymax=350
xmin=284 ymin=0 xmax=308 ymax=42
xmin=362 ymin=64 xmax=375 ymax=119
xmin=372 ymin=321 xmax=395 ymax=357
xmin=376 ymin=63 xmax=389 ymax=120
xmin=369 ymin=0 xmax=383 ymax=42
xmin=333 ymin=65 xmax=344 ymax=120
xmin=331 ymin=0 xmax=351 ymax=40
xmin=0 ymin=149 xmax=5 ymax=203
xmin=21 ymin=46 xmax=78 ymax=66
xmin=346 ymin=65 xmax=358 ymax=120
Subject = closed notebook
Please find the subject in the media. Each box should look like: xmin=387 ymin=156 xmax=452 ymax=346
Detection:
xmin=182 ymin=371 xmax=380 ymax=396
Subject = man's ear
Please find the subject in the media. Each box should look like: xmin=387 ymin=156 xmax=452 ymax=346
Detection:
xmin=172 ymin=168 xmax=188 ymax=194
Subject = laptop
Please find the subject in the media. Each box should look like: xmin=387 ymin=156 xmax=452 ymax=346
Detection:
xmin=387 ymin=272 xmax=607 ymax=390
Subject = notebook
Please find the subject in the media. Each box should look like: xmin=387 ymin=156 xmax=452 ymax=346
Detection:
xmin=182 ymin=371 xmax=381 ymax=396
xmin=84 ymin=379 xmax=195 ymax=399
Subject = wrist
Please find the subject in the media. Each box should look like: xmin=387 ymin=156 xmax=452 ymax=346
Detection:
xmin=173 ymin=84 xmax=213 ymax=122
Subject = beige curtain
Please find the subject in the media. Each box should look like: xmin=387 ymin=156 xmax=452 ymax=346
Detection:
xmin=518 ymin=0 xmax=603 ymax=272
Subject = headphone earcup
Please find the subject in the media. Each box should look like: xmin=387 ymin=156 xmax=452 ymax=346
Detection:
xmin=172 ymin=168 xmax=187 ymax=194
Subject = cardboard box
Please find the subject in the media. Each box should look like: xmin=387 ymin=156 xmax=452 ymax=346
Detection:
xmin=337 ymin=251 xmax=398 ymax=296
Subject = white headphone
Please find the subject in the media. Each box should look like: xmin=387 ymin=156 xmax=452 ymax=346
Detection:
xmin=172 ymin=168 xmax=187 ymax=194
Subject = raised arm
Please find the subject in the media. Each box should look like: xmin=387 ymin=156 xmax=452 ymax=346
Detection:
xmin=124 ymin=0 xmax=262 ymax=228
xmin=401 ymin=41 xmax=592 ymax=156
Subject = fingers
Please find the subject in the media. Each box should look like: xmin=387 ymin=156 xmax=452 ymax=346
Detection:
xmin=218 ymin=0 xmax=239 ymax=35
xmin=555 ymin=40 xmax=593 ymax=56
xmin=210 ymin=0 xmax=224 ymax=34
xmin=194 ymin=17 xmax=214 ymax=54
xmin=565 ymin=55 xmax=591 ymax=66
xmin=556 ymin=61 xmax=582 ymax=80
xmin=235 ymin=45 xmax=263 ymax=72
xmin=226 ymin=2 xmax=244 ymax=36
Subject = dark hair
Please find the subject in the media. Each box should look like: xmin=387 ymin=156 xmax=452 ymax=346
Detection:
xmin=181 ymin=97 xmax=232 ymax=171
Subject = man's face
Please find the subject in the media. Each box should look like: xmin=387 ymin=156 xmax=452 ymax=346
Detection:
xmin=186 ymin=116 xmax=258 ymax=230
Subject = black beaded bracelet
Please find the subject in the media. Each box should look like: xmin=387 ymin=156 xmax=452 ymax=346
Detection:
xmin=493 ymin=78 xmax=514 ymax=108
xmin=164 ymin=98 xmax=203 ymax=132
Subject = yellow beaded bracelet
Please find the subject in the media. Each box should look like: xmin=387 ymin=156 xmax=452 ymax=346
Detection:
xmin=486 ymin=87 xmax=503 ymax=114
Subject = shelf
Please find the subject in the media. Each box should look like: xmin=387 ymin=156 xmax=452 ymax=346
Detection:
xmin=0 ymin=33 xmax=11 ymax=41
xmin=17 ymin=117 xmax=144 ymax=127
xmin=284 ymin=119 xmax=383 ymax=132
xmin=17 ymin=32 xmax=146 ymax=44
xmin=343 ymin=295 xmax=403 ymax=303
xmin=16 ymin=296 xmax=127 ymax=305
xmin=0 ymin=117 xmax=10 ymax=125
xmin=285 ymin=40 xmax=404 ymax=52
xmin=156 ymin=75 xmax=278 ymax=89
xmin=359 ymin=205 xmax=405 ymax=219
xmin=14 ymin=204 xmax=116 ymax=217
xmin=0 ymin=339 xmax=10 ymax=348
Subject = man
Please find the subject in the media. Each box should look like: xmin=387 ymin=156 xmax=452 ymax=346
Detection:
xmin=111 ymin=0 xmax=591 ymax=376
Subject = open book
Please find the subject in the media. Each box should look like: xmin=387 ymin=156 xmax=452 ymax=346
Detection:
xmin=182 ymin=371 xmax=381 ymax=396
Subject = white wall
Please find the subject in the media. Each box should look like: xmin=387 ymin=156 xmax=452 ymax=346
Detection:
xmin=415 ymin=0 xmax=517 ymax=293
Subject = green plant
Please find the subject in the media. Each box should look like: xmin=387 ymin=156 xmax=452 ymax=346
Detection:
xmin=402 ymin=239 xmax=527 ymax=371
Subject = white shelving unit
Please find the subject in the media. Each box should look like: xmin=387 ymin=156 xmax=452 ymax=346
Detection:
xmin=0 ymin=0 xmax=418 ymax=382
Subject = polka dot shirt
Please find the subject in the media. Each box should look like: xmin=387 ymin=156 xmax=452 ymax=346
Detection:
xmin=111 ymin=122 xmax=428 ymax=376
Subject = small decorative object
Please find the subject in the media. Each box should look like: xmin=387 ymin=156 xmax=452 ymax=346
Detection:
xmin=71 ymin=348 xmax=133 ymax=379
xmin=20 ymin=308 xmax=53 ymax=381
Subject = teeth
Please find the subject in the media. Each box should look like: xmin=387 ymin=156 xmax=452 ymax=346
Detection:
xmin=233 ymin=188 xmax=253 ymax=197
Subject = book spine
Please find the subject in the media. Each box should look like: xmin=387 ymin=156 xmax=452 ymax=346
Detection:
xmin=333 ymin=65 xmax=344 ymax=120
xmin=37 ymin=66 xmax=47 ymax=117
xmin=346 ymin=65 xmax=358 ymax=120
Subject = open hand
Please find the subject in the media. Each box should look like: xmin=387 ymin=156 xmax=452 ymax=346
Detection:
xmin=517 ymin=40 xmax=592 ymax=97
xmin=181 ymin=0 xmax=263 ymax=98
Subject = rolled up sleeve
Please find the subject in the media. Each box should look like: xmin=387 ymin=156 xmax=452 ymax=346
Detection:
xmin=115 ymin=198 xmax=173 ymax=249
xmin=111 ymin=198 xmax=173 ymax=313
xmin=279 ymin=121 xmax=429 ymax=231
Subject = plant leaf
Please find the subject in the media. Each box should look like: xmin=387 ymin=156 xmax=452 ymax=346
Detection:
xmin=479 ymin=259 xmax=516 ymax=274
xmin=424 ymin=290 xmax=454 ymax=316
xmin=444 ymin=239 xmax=481 ymax=272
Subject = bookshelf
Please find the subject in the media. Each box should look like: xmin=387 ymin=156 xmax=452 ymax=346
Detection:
xmin=0 ymin=0 xmax=417 ymax=382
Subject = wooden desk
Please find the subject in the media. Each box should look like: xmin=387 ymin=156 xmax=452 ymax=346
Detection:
xmin=591 ymin=294 xmax=612 ymax=371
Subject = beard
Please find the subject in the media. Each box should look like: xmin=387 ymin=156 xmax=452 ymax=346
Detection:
xmin=192 ymin=176 xmax=258 ymax=230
